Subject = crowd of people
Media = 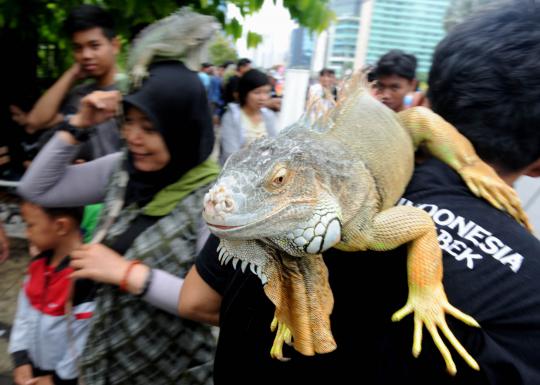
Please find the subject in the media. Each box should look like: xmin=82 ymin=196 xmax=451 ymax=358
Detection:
xmin=1 ymin=1 xmax=539 ymax=385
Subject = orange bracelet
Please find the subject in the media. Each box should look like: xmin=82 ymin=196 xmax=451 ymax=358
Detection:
xmin=120 ymin=260 xmax=141 ymax=292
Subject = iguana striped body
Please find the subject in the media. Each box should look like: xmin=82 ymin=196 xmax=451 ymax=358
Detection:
xmin=203 ymin=74 xmax=530 ymax=374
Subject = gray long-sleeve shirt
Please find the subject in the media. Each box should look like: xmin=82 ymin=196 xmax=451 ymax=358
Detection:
xmin=17 ymin=132 xmax=185 ymax=315
xmin=18 ymin=132 xmax=120 ymax=207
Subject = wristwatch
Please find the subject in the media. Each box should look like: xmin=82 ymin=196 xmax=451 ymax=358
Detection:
xmin=59 ymin=114 xmax=92 ymax=142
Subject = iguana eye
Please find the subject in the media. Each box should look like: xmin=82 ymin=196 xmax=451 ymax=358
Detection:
xmin=271 ymin=168 xmax=289 ymax=188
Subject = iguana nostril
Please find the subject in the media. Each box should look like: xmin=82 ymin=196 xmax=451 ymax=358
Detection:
xmin=223 ymin=198 xmax=235 ymax=212
xmin=204 ymin=199 xmax=215 ymax=214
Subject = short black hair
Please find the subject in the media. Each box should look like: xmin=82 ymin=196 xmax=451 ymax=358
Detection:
xmin=428 ymin=2 xmax=540 ymax=172
xmin=237 ymin=58 xmax=252 ymax=68
xmin=64 ymin=4 xmax=116 ymax=40
xmin=374 ymin=49 xmax=417 ymax=81
xmin=319 ymin=68 xmax=335 ymax=77
xmin=220 ymin=60 xmax=234 ymax=69
xmin=360 ymin=64 xmax=376 ymax=82
xmin=201 ymin=62 xmax=213 ymax=69
xmin=238 ymin=69 xmax=269 ymax=106
xmin=21 ymin=200 xmax=84 ymax=226
xmin=43 ymin=207 xmax=84 ymax=226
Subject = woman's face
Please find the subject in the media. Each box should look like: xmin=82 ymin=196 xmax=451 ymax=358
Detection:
xmin=245 ymin=84 xmax=271 ymax=110
xmin=122 ymin=107 xmax=170 ymax=172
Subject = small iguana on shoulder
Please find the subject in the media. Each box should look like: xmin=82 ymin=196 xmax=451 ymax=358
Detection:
xmin=202 ymin=73 xmax=531 ymax=375
xmin=127 ymin=8 xmax=218 ymax=90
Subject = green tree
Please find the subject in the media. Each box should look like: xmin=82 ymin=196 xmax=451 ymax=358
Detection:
xmin=444 ymin=0 xmax=497 ymax=31
xmin=0 ymin=0 xmax=333 ymax=129
xmin=209 ymin=33 xmax=238 ymax=66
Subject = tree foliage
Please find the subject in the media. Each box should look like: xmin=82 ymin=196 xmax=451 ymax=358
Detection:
xmin=208 ymin=32 xmax=238 ymax=65
xmin=0 ymin=0 xmax=333 ymax=92
xmin=444 ymin=0 xmax=497 ymax=31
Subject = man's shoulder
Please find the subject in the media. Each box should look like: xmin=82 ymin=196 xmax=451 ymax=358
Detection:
xmin=405 ymin=160 xmax=539 ymax=262
xmin=308 ymin=83 xmax=323 ymax=94
xmin=70 ymin=81 xmax=98 ymax=95
xmin=70 ymin=81 xmax=118 ymax=96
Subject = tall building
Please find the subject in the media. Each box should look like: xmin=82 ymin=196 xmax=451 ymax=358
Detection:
xmin=326 ymin=0 xmax=363 ymax=77
xmin=288 ymin=27 xmax=316 ymax=69
xmin=355 ymin=0 xmax=451 ymax=76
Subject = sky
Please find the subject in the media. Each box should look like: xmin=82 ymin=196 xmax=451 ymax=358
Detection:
xmin=227 ymin=0 xmax=297 ymax=67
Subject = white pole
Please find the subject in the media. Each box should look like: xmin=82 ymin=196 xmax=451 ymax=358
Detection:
xmin=278 ymin=68 xmax=310 ymax=131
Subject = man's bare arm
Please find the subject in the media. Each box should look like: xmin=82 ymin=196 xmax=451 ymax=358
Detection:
xmin=26 ymin=64 xmax=84 ymax=134
xmin=178 ymin=266 xmax=221 ymax=326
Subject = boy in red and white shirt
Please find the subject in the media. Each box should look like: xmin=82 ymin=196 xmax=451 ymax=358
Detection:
xmin=9 ymin=202 xmax=95 ymax=385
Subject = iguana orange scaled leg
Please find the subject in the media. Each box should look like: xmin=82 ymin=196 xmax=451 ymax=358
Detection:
xmin=264 ymin=252 xmax=336 ymax=360
xmin=337 ymin=205 xmax=480 ymax=375
xmin=398 ymin=107 xmax=532 ymax=231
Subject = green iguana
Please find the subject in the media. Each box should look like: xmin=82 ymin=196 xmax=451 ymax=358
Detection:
xmin=127 ymin=8 xmax=218 ymax=90
xmin=202 ymin=74 xmax=531 ymax=375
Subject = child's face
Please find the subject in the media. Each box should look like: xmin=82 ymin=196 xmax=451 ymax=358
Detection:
xmin=20 ymin=203 xmax=60 ymax=251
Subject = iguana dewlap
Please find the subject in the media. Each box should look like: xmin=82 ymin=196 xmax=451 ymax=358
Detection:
xmin=203 ymin=75 xmax=530 ymax=375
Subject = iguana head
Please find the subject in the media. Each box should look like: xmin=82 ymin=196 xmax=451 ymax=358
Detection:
xmin=204 ymin=129 xmax=348 ymax=256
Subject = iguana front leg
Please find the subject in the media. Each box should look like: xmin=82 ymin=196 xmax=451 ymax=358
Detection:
xmin=337 ymin=205 xmax=480 ymax=375
xmin=264 ymin=252 xmax=336 ymax=360
xmin=218 ymin=239 xmax=336 ymax=360
xmin=398 ymin=107 xmax=532 ymax=231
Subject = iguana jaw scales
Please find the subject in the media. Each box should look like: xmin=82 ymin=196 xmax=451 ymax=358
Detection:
xmin=204 ymin=181 xmax=318 ymax=238
xmin=206 ymin=223 xmax=239 ymax=230
xmin=204 ymin=199 xmax=316 ymax=239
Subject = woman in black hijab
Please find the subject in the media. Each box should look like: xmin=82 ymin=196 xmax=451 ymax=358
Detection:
xmin=18 ymin=60 xmax=219 ymax=384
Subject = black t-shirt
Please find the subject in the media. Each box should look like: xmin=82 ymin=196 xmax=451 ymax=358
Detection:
xmin=196 ymin=159 xmax=540 ymax=385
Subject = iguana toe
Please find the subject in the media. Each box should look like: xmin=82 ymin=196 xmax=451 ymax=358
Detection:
xmin=460 ymin=163 xmax=532 ymax=231
xmin=270 ymin=316 xmax=292 ymax=361
xmin=392 ymin=284 xmax=480 ymax=375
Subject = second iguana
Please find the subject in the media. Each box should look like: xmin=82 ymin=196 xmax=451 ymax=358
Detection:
xmin=202 ymin=74 xmax=530 ymax=375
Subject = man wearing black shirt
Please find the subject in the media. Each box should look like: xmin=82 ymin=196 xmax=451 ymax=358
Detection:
xmin=182 ymin=3 xmax=540 ymax=384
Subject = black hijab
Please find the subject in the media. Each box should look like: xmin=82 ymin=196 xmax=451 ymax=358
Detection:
xmin=122 ymin=61 xmax=214 ymax=207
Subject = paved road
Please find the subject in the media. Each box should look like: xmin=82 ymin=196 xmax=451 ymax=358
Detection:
xmin=0 ymin=190 xmax=24 ymax=383
xmin=0 ymin=238 xmax=29 ymax=384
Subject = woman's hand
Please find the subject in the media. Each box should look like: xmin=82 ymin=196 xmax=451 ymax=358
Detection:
xmin=35 ymin=376 xmax=54 ymax=385
xmin=70 ymin=90 xmax=122 ymax=129
xmin=71 ymin=243 xmax=150 ymax=294
xmin=70 ymin=243 xmax=127 ymax=285
xmin=13 ymin=364 xmax=36 ymax=385
xmin=68 ymin=63 xmax=89 ymax=82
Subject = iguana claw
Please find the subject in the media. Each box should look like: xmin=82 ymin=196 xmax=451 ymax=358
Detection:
xmin=392 ymin=284 xmax=480 ymax=375
xmin=459 ymin=161 xmax=533 ymax=232
xmin=269 ymin=315 xmax=293 ymax=361
xmin=130 ymin=65 xmax=149 ymax=90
